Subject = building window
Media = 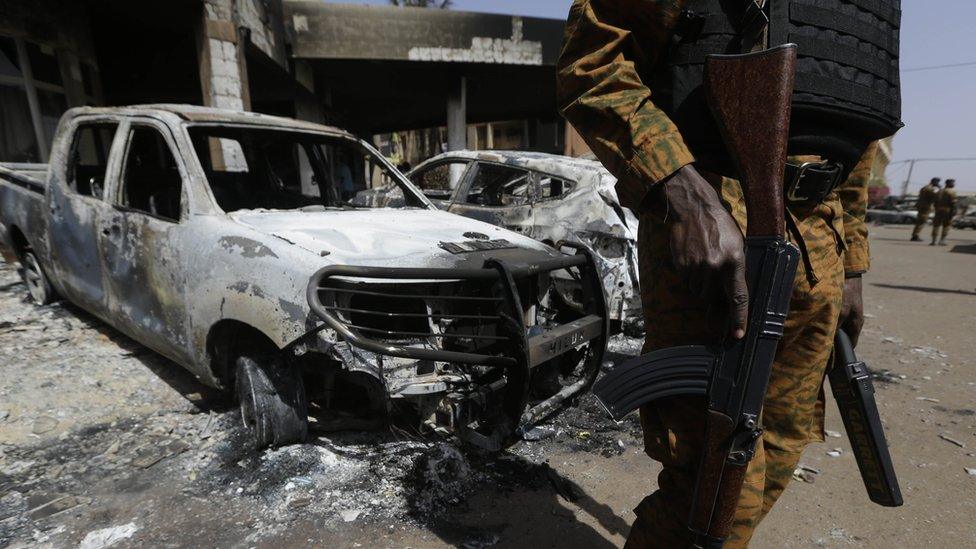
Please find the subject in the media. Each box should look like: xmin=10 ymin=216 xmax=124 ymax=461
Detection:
xmin=0 ymin=34 xmax=71 ymax=162
xmin=0 ymin=36 xmax=41 ymax=161
xmin=25 ymin=42 xmax=62 ymax=86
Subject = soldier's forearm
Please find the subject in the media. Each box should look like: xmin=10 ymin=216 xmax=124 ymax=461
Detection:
xmin=556 ymin=0 xmax=694 ymax=211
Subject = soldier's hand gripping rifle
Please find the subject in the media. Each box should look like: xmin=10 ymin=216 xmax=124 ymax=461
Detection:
xmin=591 ymin=45 xmax=801 ymax=548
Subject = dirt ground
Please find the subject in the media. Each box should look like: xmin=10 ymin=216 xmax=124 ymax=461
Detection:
xmin=1 ymin=223 xmax=974 ymax=548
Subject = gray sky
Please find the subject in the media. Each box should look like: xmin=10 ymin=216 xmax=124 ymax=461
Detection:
xmin=325 ymin=1 xmax=976 ymax=192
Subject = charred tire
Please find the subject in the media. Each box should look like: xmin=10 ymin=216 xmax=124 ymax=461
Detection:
xmin=235 ymin=355 xmax=308 ymax=449
xmin=20 ymin=250 xmax=55 ymax=305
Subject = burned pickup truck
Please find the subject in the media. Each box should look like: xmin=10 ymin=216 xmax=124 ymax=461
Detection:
xmin=0 ymin=105 xmax=607 ymax=450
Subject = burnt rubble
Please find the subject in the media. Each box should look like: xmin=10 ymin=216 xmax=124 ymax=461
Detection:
xmin=1 ymin=253 xmax=645 ymax=546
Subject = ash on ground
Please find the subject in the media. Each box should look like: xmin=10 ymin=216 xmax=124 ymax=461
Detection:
xmin=0 ymin=256 xmax=646 ymax=547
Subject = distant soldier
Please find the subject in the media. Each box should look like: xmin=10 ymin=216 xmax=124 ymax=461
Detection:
xmin=932 ymin=179 xmax=958 ymax=246
xmin=911 ymin=177 xmax=940 ymax=241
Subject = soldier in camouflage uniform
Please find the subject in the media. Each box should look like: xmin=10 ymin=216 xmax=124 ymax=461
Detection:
xmin=556 ymin=1 xmax=877 ymax=546
xmin=932 ymin=179 xmax=958 ymax=246
xmin=912 ymin=178 xmax=941 ymax=241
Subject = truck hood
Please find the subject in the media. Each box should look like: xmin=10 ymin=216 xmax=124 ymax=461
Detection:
xmin=228 ymin=208 xmax=557 ymax=268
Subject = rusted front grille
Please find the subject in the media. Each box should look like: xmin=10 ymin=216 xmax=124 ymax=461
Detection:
xmin=315 ymin=278 xmax=512 ymax=354
xmin=305 ymin=254 xmax=602 ymax=368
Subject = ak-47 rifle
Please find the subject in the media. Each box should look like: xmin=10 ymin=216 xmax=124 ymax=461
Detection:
xmin=592 ymin=44 xmax=800 ymax=548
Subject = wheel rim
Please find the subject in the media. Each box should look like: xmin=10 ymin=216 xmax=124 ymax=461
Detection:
xmin=24 ymin=254 xmax=47 ymax=303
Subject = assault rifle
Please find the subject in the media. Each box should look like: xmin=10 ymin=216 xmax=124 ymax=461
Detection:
xmin=592 ymin=45 xmax=800 ymax=548
xmin=829 ymin=329 xmax=903 ymax=507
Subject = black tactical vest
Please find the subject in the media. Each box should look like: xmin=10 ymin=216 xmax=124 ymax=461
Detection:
xmin=649 ymin=0 xmax=902 ymax=178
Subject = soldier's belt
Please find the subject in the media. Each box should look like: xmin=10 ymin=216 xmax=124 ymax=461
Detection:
xmin=785 ymin=160 xmax=844 ymax=203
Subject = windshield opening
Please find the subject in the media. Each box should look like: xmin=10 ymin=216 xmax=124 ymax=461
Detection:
xmin=187 ymin=126 xmax=426 ymax=212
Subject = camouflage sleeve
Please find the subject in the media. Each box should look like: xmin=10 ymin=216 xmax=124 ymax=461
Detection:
xmin=556 ymin=0 xmax=693 ymax=211
xmin=837 ymin=141 xmax=878 ymax=275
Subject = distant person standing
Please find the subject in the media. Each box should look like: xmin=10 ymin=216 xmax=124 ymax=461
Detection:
xmin=932 ymin=179 xmax=958 ymax=246
xmin=912 ymin=177 xmax=940 ymax=241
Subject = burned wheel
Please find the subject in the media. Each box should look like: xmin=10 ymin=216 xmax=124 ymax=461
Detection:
xmin=20 ymin=250 xmax=55 ymax=305
xmin=235 ymin=355 xmax=308 ymax=449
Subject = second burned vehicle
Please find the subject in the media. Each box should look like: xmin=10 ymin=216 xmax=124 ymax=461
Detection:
xmin=408 ymin=151 xmax=642 ymax=334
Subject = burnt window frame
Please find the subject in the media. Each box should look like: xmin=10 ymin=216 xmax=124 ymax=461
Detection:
xmin=64 ymin=120 xmax=120 ymax=201
xmin=114 ymin=121 xmax=188 ymax=224
xmin=533 ymin=173 xmax=578 ymax=203
xmin=408 ymin=158 xmax=473 ymax=202
xmin=0 ymin=34 xmax=71 ymax=162
xmin=459 ymin=161 xmax=536 ymax=208
xmin=183 ymin=122 xmax=435 ymax=215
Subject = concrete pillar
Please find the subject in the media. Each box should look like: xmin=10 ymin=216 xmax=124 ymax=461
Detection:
xmin=196 ymin=5 xmax=250 ymax=171
xmin=446 ymin=76 xmax=467 ymax=151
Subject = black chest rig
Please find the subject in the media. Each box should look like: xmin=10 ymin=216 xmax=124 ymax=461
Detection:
xmin=648 ymin=0 xmax=902 ymax=179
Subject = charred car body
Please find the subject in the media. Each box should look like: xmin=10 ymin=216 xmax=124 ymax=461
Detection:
xmin=408 ymin=151 xmax=641 ymax=334
xmin=0 ymin=105 xmax=608 ymax=450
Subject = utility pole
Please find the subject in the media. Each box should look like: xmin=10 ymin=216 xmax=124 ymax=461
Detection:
xmin=900 ymin=159 xmax=916 ymax=197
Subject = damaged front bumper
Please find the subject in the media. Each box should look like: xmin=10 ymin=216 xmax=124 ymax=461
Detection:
xmin=552 ymin=232 xmax=642 ymax=330
xmin=305 ymin=248 xmax=608 ymax=449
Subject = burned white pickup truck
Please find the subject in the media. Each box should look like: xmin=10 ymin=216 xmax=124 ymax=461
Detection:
xmin=0 ymin=105 xmax=607 ymax=450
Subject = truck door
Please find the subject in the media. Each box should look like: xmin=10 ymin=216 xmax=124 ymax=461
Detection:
xmin=449 ymin=162 xmax=536 ymax=236
xmin=99 ymin=120 xmax=190 ymax=364
xmin=47 ymin=120 xmax=122 ymax=314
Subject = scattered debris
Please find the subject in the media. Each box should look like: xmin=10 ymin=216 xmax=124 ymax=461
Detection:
xmin=79 ymin=522 xmax=139 ymax=549
xmin=130 ymin=440 xmax=189 ymax=469
xmin=917 ymin=397 xmax=941 ymax=403
xmin=910 ymin=346 xmax=948 ymax=359
xmin=287 ymin=496 xmax=312 ymax=510
xmin=793 ymin=464 xmax=821 ymax=484
xmin=812 ymin=527 xmax=856 ymax=546
xmin=28 ymin=494 xmax=89 ymax=520
xmin=965 ymin=468 xmax=976 ymax=477
xmin=825 ymin=430 xmax=842 ymax=438
xmin=939 ymin=434 xmax=966 ymax=448
xmin=521 ymin=425 xmax=556 ymax=442
xmin=871 ymin=369 xmax=903 ymax=384
xmin=340 ymin=509 xmax=363 ymax=522
xmin=31 ymin=416 xmax=58 ymax=435
xmin=826 ymin=449 xmax=843 ymax=457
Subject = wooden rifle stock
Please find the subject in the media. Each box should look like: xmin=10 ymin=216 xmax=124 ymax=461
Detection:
xmin=704 ymin=44 xmax=796 ymax=239
xmin=687 ymin=45 xmax=798 ymax=546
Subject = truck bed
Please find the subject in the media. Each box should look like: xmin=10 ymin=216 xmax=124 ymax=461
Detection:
xmin=0 ymin=163 xmax=48 ymax=194
xmin=0 ymin=163 xmax=49 ymax=260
